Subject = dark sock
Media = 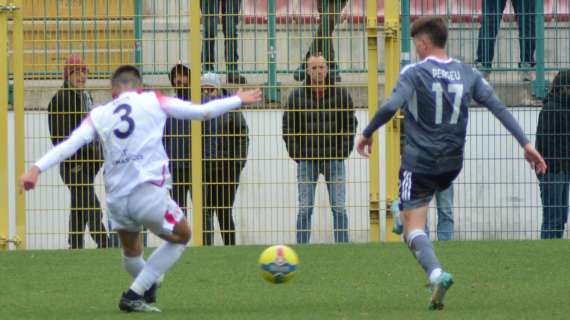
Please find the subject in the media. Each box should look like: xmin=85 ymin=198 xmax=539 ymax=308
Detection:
xmin=125 ymin=289 xmax=142 ymax=300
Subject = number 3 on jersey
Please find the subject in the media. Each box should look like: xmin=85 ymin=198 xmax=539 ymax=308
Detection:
xmin=113 ymin=104 xmax=135 ymax=138
xmin=432 ymin=83 xmax=463 ymax=125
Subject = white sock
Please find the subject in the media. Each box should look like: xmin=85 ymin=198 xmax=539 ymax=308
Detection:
xmin=130 ymin=242 xmax=186 ymax=295
xmin=429 ymin=268 xmax=443 ymax=283
xmin=122 ymin=254 xmax=145 ymax=279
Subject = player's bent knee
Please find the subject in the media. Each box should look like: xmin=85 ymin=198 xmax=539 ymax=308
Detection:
xmin=117 ymin=230 xmax=143 ymax=257
xmin=170 ymin=220 xmax=191 ymax=244
xmin=122 ymin=244 xmax=143 ymax=257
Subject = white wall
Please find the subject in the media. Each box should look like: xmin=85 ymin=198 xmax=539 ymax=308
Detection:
xmin=9 ymin=106 xmax=566 ymax=250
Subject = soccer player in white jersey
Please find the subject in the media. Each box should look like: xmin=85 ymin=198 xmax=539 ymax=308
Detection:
xmin=20 ymin=65 xmax=262 ymax=313
xmin=356 ymin=17 xmax=546 ymax=310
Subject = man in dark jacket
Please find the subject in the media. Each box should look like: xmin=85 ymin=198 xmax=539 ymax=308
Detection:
xmin=201 ymin=73 xmax=249 ymax=245
xmin=536 ymin=70 xmax=570 ymax=239
xmin=48 ymin=54 xmax=109 ymax=249
xmin=165 ymin=62 xmax=193 ymax=216
xmin=282 ymin=54 xmax=357 ymax=244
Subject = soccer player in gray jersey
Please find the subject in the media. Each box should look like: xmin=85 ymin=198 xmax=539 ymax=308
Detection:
xmin=356 ymin=16 xmax=547 ymax=310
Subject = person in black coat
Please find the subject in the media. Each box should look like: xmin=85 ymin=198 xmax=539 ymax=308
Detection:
xmin=282 ymin=54 xmax=357 ymax=244
xmin=536 ymin=70 xmax=570 ymax=239
xmin=48 ymin=54 xmax=109 ymax=248
xmin=201 ymin=73 xmax=249 ymax=245
xmin=164 ymin=62 xmax=193 ymax=216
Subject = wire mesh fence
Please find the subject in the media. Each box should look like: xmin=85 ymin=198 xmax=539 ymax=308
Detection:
xmin=2 ymin=0 xmax=569 ymax=250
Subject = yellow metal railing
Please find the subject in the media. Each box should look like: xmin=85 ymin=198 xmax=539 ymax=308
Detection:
xmin=189 ymin=0 xmax=204 ymax=247
xmin=0 ymin=0 xmax=9 ymax=250
xmin=383 ymin=0 xmax=401 ymax=242
xmin=366 ymin=0 xmax=380 ymax=241
xmin=13 ymin=0 xmax=26 ymax=249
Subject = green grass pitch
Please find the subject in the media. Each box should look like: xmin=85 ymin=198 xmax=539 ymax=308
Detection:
xmin=1 ymin=241 xmax=569 ymax=319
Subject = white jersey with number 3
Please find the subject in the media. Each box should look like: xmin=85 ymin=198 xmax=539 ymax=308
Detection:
xmin=34 ymin=90 xmax=243 ymax=203
xmin=89 ymin=91 xmax=171 ymax=201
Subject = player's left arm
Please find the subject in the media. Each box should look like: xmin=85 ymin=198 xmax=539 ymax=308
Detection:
xmin=20 ymin=117 xmax=96 ymax=191
xmin=473 ymin=74 xmax=547 ymax=174
xmin=159 ymin=88 xmax=262 ymax=120
xmin=357 ymin=71 xmax=413 ymax=157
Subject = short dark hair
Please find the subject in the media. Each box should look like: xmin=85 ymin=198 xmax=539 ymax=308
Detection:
xmin=111 ymin=65 xmax=142 ymax=86
xmin=411 ymin=16 xmax=448 ymax=48
xmin=169 ymin=63 xmax=190 ymax=86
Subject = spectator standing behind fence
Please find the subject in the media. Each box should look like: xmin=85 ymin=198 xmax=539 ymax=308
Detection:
xmin=283 ymin=54 xmax=357 ymax=244
xmin=201 ymin=73 xmax=249 ymax=245
xmin=47 ymin=54 xmax=109 ymax=249
xmin=536 ymin=70 xmax=570 ymax=239
xmin=165 ymin=62 xmax=193 ymax=215
xmin=432 ymin=186 xmax=454 ymax=240
xmin=475 ymin=0 xmax=535 ymax=81
xmin=293 ymin=0 xmax=348 ymax=83
xmin=201 ymin=0 xmax=247 ymax=84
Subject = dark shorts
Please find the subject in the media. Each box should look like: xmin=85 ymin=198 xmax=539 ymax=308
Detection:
xmin=398 ymin=168 xmax=461 ymax=211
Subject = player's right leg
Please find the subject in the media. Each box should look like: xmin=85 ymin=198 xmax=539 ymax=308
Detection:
xmin=401 ymin=206 xmax=453 ymax=310
xmin=116 ymin=230 xmax=161 ymax=313
xmin=399 ymin=169 xmax=454 ymax=310
xmin=119 ymin=183 xmax=190 ymax=312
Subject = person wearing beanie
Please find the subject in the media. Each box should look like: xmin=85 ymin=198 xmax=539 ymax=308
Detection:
xmin=200 ymin=72 xmax=249 ymax=245
xmin=47 ymin=54 xmax=110 ymax=249
xmin=164 ymin=62 xmax=193 ymax=217
xmin=536 ymin=70 xmax=570 ymax=239
xmin=201 ymin=0 xmax=247 ymax=84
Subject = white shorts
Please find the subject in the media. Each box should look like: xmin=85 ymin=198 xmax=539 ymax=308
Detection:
xmin=107 ymin=183 xmax=185 ymax=236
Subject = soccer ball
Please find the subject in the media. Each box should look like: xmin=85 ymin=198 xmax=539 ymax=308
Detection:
xmin=258 ymin=245 xmax=299 ymax=284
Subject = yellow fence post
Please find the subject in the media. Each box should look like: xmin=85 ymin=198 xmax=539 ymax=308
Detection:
xmin=366 ymin=0 xmax=380 ymax=241
xmin=190 ymin=0 xmax=203 ymax=246
xmin=0 ymin=0 xmax=8 ymax=250
xmin=383 ymin=0 xmax=402 ymax=242
xmin=12 ymin=0 xmax=25 ymax=249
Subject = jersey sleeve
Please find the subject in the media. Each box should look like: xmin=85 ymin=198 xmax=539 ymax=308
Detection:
xmin=362 ymin=67 xmax=414 ymax=138
xmin=34 ymin=116 xmax=96 ymax=172
xmin=155 ymin=91 xmax=242 ymax=120
xmin=472 ymin=71 xmax=530 ymax=147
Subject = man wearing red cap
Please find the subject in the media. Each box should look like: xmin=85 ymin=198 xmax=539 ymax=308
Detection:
xmin=48 ymin=54 xmax=110 ymax=249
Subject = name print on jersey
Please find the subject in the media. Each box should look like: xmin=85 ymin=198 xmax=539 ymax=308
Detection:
xmin=432 ymin=68 xmax=461 ymax=81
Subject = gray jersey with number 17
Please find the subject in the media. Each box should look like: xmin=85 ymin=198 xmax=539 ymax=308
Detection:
xmin=362 ymin=56 xmax=529 ymax=174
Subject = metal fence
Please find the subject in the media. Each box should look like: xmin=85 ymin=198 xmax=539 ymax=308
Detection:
xmin=0 ymin=0 xmax=568 ymax=250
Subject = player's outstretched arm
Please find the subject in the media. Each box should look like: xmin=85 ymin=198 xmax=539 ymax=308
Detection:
xmin=161 ymin=88 xmax=262 ymax=120
xmin=358 ymin=69 xmax=413 ymax=158
xmin=357 ymin=94 xmax=405 ymax=158
xmin=19 ymin=119 xmax=95 ymax=191
xmin=473 ymin=74 xmax=547 ymax=174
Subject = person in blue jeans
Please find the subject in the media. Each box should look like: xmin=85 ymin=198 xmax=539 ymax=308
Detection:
xmin=475 ymin=0 xmax=535 ymax=81
xmin=392 ymin=185 xmax=454 ymax=241
xmin=535 ymin=70 xmax=570 ymax=239
xmin=430 ymin=186 xmax=454 ymax=241
xmin=201 ymin=0 xmax=246 ymax=84
xmin=282 ymin=54 xmax=358 ymax=244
